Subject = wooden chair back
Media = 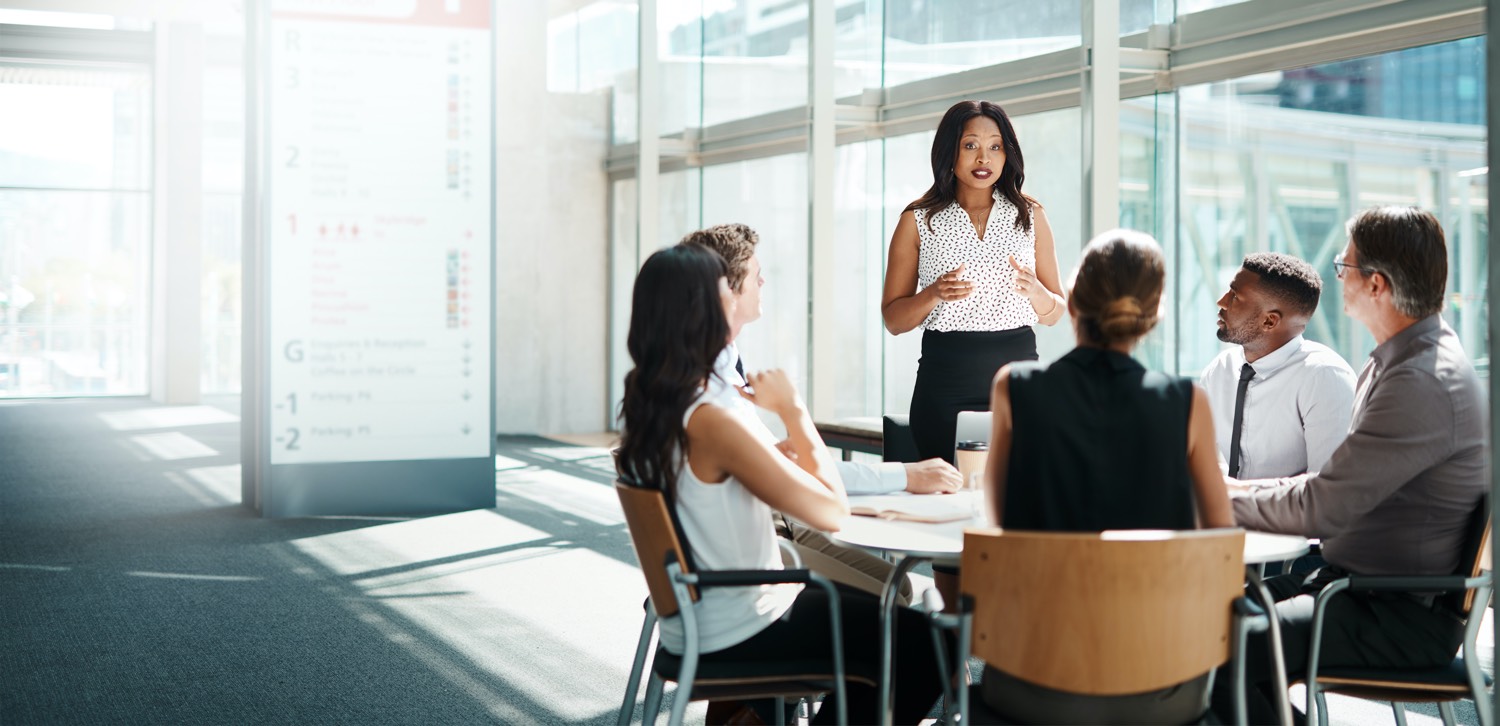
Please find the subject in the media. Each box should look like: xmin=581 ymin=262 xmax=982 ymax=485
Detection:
xmin=1454 ymin=495 xmax=1492 ymax=615
xmin=616 ymin=481 xmax=697 ymax=618
xmin=961 ymin=527 xmax=1245 ymax=696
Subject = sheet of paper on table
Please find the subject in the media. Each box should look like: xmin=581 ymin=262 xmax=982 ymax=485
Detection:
xmin=848 ymin=492 xmax=976 ymax=524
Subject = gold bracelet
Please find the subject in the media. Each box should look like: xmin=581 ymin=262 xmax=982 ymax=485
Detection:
xmin=1038 ymin=293 xmax=1059 ymax=318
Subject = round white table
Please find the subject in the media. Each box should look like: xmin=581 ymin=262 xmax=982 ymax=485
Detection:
xmin=830 ymin=509 xmax=1310 ymax=726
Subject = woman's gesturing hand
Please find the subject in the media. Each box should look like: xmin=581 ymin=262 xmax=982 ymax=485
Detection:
xmin=1009 ymin=255 xmax=1047 ymax=304
xmin=738 ymin=369 xmax=805 ymax=418
xmin=931 ymin=263 xmax=973 ymax=302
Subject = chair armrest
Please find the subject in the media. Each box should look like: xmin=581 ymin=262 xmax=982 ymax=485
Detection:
xmin=1234 ymin=594 xmax=1267 ymax=618
xmin=1233 ymin=594 xmax=1270 ymax=634
xmin=1345 ymin=574 xmax=1489 ymax=593
xmin=776 ymin=538 xmax=804 ymax=569
xmin=687 ymin=568 xmax=817 ymax=588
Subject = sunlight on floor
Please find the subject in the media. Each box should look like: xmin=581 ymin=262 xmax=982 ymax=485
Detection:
xmin=129 ymin=432 xmax=220 ymax=460
xmin=498 ymin=467 xmax=627 ymax=526
xmin=285 ymin=501 xmax=654 ymax=723
xmin=289 ymin=508 xmax=549 ymax=578
xmin=495 ymin=454 xmax=529 ymax=471
xmin=98 ymin=405 xmax=240 ymax=431
xmin=528 ymin=445 xmax=615 ymax=463
xmin=184 ymin=465 xmax=242 ymax=504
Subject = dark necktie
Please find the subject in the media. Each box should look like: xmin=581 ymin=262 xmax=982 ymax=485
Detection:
xmin=734 ymin=356 xmax=745 ymax=381
xmin=1228 ymin=363 xmax=1256 ymax=478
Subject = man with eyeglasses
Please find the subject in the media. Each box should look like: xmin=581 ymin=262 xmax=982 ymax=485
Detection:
xmin=1201 ymin=252 xmax=1356 ymax=480
xmin=1213 ymin=206 xmax=1488 ymax=724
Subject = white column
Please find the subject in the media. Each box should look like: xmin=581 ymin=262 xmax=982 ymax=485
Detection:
xmin=151 ymin=23 xmax=204 ymax=404
xmin=1081 ymin=0 xmax=1120 ymax=238
xmin=807 ymin=0 xmax=835 ymax=418
xmin=637 ymin=0 xmax=660 ymax=255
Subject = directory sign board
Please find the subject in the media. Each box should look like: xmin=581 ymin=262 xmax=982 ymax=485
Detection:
xmin=245 ymin=0 xmax=494 ymax=516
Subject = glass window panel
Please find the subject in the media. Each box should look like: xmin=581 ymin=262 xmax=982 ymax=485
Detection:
xmin=699 ymin=1 xmax=809 ymax=127
xmin=1176 ymin=37 xmax=1487 ymax=378
xmin=0 ymin=63 xmax=152 ymax=397
xmin=1121 ymin=94 xmax=1174 ymax=372
xmin=1177 ymin=0 xmax=1250 ymax=14
xmin=881 ymin=1 xmax=1082 ymax=88
xmin=202 ymin=54 xmax=245 ymax=395
xmin=829 ymin=138 xmax=884 ymax=418
xmin=659 ymin=0 xmax=704 ymax=138
xmin=1009 ymin=107 xmax=1083 ymax=364
xmin=1121 ymin=0 xmax=1169 ymax=35
xmin=879 ymin=130 xmax=931 ymax=416
xmin=0 ymin=65 xmax=151 ymax=190
xmin=0 ymin=9 xmax=149 ymax=30
xmin=702 ymin=153 xmax=809 ymax=415
xmin=609 ymin=177 xmax=638 ymax=420
xmin=548 ymin=2 xmax=640 ymax=97
xmin=0 ymin=190 xmax=151 ymax=396
xmin=659 ymin=167 xmax=703 ymax=247
xmin=834 ymin=0 xmax=883 ymax=99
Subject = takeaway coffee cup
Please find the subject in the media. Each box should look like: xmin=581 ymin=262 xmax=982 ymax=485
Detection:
xmin=955 ymin=440 xmax=989 ymax=492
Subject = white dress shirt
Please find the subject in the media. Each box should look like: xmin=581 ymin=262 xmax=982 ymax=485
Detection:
xmin=1200 ymin=335 xmax=1357 ymax=479
xmin=709 ymin=344 xmax=905 ymax=494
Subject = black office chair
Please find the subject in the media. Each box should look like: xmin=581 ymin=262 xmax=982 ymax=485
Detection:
xmin=882 ymin=414 xmax=921 ymax=463
xmin=1303 ymin=496 xmax=1493 ymax=726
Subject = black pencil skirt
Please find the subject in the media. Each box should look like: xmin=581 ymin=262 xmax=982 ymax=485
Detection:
xmin=909 ymin=327 xmax=1037 ymax=464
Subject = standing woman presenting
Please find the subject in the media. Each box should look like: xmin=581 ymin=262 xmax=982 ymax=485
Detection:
xmin=882 ymin=100 xmax=1067 ymax=463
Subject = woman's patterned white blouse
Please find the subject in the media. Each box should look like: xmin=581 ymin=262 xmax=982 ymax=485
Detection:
xmin=914 ymin=189 xmax=1038 ymax=332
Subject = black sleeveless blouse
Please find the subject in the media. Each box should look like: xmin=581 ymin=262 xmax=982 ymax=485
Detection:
xmin=1002 ymin=346 xmax=1197 ymax=532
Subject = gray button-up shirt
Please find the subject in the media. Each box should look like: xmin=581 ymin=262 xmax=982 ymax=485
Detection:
xmin=1231 ymin=315 xmax=1488 ymax=577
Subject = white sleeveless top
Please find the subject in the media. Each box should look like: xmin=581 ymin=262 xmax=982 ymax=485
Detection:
xmin=915 ymin=190 xmax=1038 ymax=332
xmin=657 ymin=394 xmax=802 ymax=655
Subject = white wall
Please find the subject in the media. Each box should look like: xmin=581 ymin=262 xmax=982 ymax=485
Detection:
xmin=494 ymin=2 xmax=611 ymax=435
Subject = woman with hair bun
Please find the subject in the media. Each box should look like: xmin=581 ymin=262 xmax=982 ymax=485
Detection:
xmin=984 ymin=229 xmax=1234 ymax=532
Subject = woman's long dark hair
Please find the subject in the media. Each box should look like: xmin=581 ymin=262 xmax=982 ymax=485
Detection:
xmin=905 ymin=99 xmax=1034 ymax=233
xmin=617 ymin=244 xmax=731 ymax=500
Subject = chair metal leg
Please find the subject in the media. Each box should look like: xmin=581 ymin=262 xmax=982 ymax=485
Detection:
xmin=667 ymin=660 xmax=697 ymax=726
xmin=1392 ymin=702 xmax=1408 ymax=726
xmin=642 ymin=674 xmax=665 ymax=726
xmin=1463 ymin=586 xmax=1494 ymax=726
xmin=1315 ymin=690 xmax=1329 ymax=726
xmin=1437 ymin=701 xmax=1456 ymax=726
xmin=774 ymin=696 xmax=786 ymax=726
xmin=619 ymin=608 xmax=658 ymax=726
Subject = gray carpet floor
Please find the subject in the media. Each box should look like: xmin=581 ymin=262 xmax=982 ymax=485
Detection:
xmin=0 ymin=397 xmax=1490 ymax=725
xmin=0 ymin=397 xmax=656 ymax=724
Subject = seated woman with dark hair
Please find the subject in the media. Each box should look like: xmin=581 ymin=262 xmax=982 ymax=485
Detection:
xmin=978 ymin=229 xmax=1235 ymax=723
xmin=616 ymin=243 xmax=943 ymax=725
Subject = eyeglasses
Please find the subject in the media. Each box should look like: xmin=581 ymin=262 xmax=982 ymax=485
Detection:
xmin=1332 ymin=253 xmax=1374 ymax=279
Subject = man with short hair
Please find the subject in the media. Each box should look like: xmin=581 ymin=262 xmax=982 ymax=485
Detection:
xmin=1201 ymin=252 xmax=1356 ymax=479
xmin=681 ymin=223 xmax=962 ymax=603
xmin=1215 ymin=207 xmax=1489 ymax=723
